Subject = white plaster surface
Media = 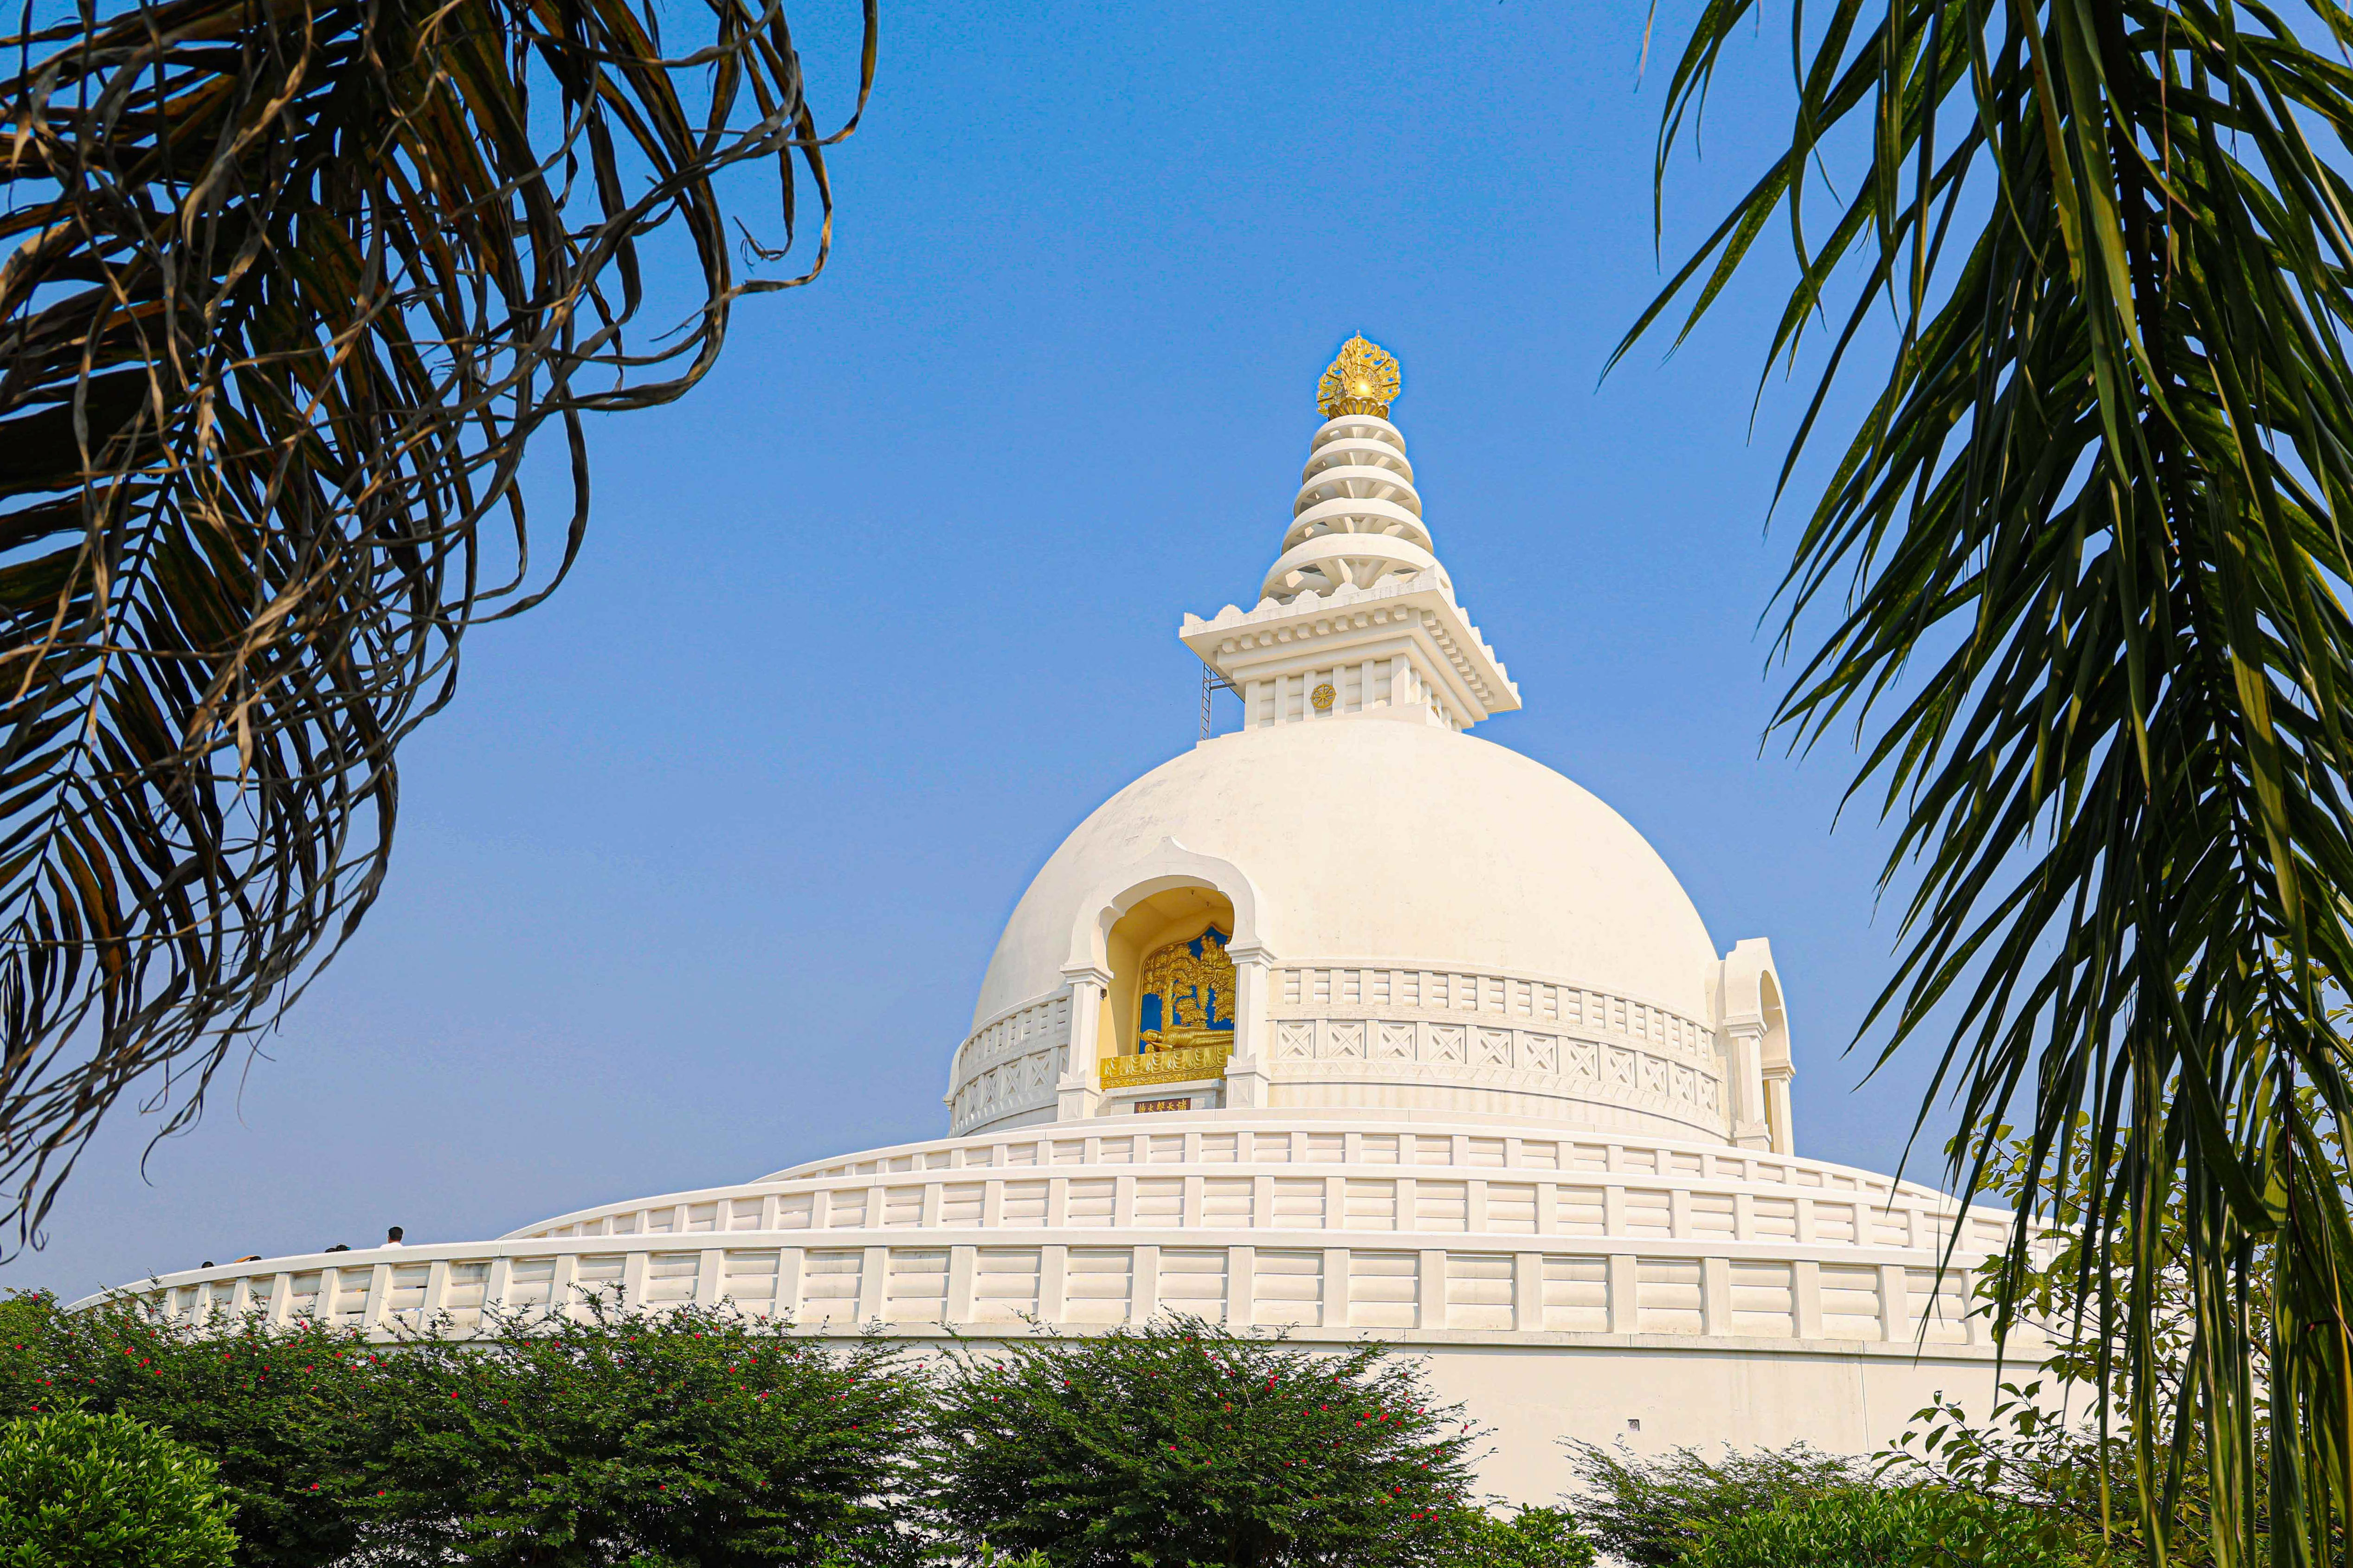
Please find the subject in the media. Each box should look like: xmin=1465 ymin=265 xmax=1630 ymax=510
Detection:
xmin=1408 ymin=1339 xmax=2000 ymax=1502
xmin=971 ymin=720 xmax=1721 ymax=1029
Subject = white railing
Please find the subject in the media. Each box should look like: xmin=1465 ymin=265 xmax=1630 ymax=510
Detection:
xmin=946 ymin=992 xmax=1070 ymax=1133
xmin=107 ymin=1125 xmax=2021 ymax=1357
xmin=1272 ymin=965 xmax=1717 ymax=1063
xmin=1265 ymin=965 xmax=1727 ymax=1137
xmin=950 ymin=969 xmax=1732 ymax=1139
xmin=107 ymin=1234 xmax=2004 ymax=1352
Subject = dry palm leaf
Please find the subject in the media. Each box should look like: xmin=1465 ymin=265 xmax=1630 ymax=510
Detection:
xmin=0 ymin=0 xmax=874 ymax=1252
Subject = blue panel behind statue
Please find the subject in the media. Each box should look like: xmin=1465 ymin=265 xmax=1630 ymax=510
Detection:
xmin=1135 ymin=926 xmax=1236 ymax=1053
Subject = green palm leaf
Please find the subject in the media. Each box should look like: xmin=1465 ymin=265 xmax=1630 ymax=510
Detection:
xmin=1621 ymin=0 xmax=2353 ymax=1562
xmin=0 ymin=0 xmax=873 ymax=1253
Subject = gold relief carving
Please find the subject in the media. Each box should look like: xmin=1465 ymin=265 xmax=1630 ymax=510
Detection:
xmin=1316 ymin=335 xmax=1401 ymax=419
xmin=1310 ymin=682 xmax=1336 ymax=712
xmin=1103 ymin=1044 xmax=1232 ymax=1089
xmin=1137 ymin=927 xmax=1236 ymax=1053
xmin=1111 ymin=925 xmax=1237 ymax=1089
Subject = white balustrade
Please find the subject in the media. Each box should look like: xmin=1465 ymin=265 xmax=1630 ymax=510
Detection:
xmin=89 ymin=1121 xmax=2022 ymax=1362
xmin=951 ymin=967 xmax=1731 ymax=1142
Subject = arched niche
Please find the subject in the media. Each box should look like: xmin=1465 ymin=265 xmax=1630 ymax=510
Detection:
xmin=1064 ymin=841 xmax=1268 ymax=972
xmin=1099 ymin=886 xmax=1237 ymax=1068
xmin=1716 ymin=937 xmax=1796 ymax=1153
xmin=1060 ymin=840 xmax=1273 ymax=1087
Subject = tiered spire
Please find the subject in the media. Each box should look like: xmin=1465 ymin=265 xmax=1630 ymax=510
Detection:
xmin=1180 ymin=337 xmax=1519 ymax=733
xmin=1262 ymin=350 xmax=1442 ymax=602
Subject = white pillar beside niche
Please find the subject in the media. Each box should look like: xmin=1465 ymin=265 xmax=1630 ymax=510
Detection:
xmin=1057 ymin=972 xmax=1109 ymax=1121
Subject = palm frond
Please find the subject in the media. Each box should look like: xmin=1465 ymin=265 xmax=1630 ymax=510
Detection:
xmin=0 ymin=0 xmax=874 ymax=1252
xmin=1622 ymin=0 xmax=2353 ymax=1561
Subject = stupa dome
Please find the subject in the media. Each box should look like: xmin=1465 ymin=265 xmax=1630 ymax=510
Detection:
xmin=949 ymin=361 xmax=1779 ymax=1148
xmin=976 ymin=720 xmax=1719 ymax=1030
xmin=97 ymin=336 xmax=2019 ymax=1508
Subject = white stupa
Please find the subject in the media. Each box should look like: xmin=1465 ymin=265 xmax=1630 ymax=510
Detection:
xmin=107 ymin=338 xmax=2017 ymax=1501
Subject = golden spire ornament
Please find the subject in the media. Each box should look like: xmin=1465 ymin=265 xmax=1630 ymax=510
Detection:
xmin=1316 ymin=334 xmax=1401 ymax=419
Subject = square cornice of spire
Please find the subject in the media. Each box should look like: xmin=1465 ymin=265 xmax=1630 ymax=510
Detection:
xmin=1179 ymin=576 xmax=1521 ymax=725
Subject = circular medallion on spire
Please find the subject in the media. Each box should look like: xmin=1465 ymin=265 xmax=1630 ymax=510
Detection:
xmin=1316 ymin=335 xmax=1401 ymax=418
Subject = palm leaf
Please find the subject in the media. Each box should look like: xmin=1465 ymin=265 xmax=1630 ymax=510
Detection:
xmin=1620 ymin=0 xmax=2353 ymax=1561
xmin=0 ymin=0 xmax=875 ymax=1253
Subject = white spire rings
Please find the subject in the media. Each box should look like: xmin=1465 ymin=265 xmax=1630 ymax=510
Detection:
xmin=1260 ymin=413 xmax=1442 ymax=602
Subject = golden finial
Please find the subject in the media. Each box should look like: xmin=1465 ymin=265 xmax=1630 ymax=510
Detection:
xmin=1316 ymin=334 xmax=1401 ymax=419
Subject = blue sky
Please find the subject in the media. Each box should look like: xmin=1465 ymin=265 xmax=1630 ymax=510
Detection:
xmin=7 ymin=0 xmax=1955 ymax=1297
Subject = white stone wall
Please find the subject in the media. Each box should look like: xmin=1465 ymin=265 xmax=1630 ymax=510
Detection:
xmin=1264 ymin=964 xmax=1726 ymax=1138
xmin=946 ymin=993 xmax=1070 ymax=1133
xmin=127 ymin=1257 xmax=2012 ymax=1503
xmin=94 ymin=1117 xmax=2025 ymax=1501
xmin=948 ymin=968 xmax=1728 ymax=1139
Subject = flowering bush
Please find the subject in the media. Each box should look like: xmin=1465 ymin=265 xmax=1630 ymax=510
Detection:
xmin=920 ymin=1313 xmax=1486 ymax=1568
xmin=0 ymin=1289 xmax=372 ymax=1567
xmin=0 ymin=1407 xmax=238 ymax=1568
xmin=0 ymin=1288 xmax=926 ymax=1568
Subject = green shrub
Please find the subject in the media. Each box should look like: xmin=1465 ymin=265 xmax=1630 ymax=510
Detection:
xmin=921 ymin=1313 xmax=1484 ymax=1568
xmin=1434 ymin=1503 xmax=1599 ymax=1567
xmin=2 ymin=1287 xmax=378 ymax=1567
xmin=1886 ymin=1384 xmax=2228 ymax=1567
xmin=0 ymin=1407 xmax=238 ymax=1568
xmin=1564 ymin=1441 xmax=1863 ymax=1567
xmin=1681 ymin=1486 xmax=2088 ymax=1568
xmin=3 ymin=1287 xmax=927 ymax=1568
xmin=352 ymin=1296 xmax=925 ymax=1568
